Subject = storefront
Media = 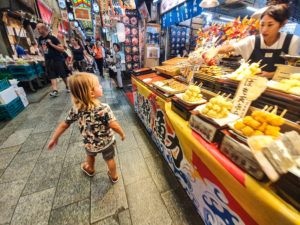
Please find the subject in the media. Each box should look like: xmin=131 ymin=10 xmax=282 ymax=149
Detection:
xmin=129 ymin=0 xmax=300 ymax=224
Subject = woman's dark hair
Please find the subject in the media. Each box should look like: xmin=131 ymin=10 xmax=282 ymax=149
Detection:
xmin=113 ymin=43 xmax=121 ymax=51
xmin=261 ymin=4 xmax=290 ymax=23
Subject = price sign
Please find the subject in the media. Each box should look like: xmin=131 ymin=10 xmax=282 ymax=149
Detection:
xmin=189 ymin=115 xmax=217 ymax=143
xmin=232 ymin=77 xmax=267 ymax=118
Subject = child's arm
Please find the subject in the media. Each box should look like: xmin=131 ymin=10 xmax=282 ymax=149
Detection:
xmin=109 ymin=121 xmax=125 ymax=141
xmin=48 ymin=121 xmax=70 ymax=150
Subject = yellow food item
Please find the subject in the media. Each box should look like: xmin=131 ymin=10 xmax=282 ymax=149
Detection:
xmin=234 ymin=121 xmax=245 ymax=130
xmin=200 ymin=95 xmax=233 ymax=119
xmin=182 ymin=85 xmax=203 ymax=102
xmin=233 ymin=109 xmax=284 ymax=138
xmin=242 ymin=126 xmax=255 ymax=137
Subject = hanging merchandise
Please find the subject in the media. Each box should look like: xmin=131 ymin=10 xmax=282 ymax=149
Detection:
xmin=119 ymin=0 xmax=136 ymax=10
xmin=72 ymin=0 xmax=91 ymax=8
xmin=170 ymin=26 xmax=187 ymax=57
xmin=116 ymin=22 xmax=126 ymax=42
xmin=138 ymin=2 xmax=149 ymax=21
xmin=110 ymin=0 xmax=124 ymax=15
xmin=123 ymin=9 xmax=140 ymax=71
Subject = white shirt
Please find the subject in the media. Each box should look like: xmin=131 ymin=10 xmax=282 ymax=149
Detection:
xmin=233 ymin=33 xmax=300 ymax=61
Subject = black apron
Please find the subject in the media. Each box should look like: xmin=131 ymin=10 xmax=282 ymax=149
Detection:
xmin=248 ymin=34 xmax=293 ymax=72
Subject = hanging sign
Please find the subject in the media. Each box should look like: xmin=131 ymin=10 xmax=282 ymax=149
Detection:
xmin=73 ymin=7 xmax=91 ymax=21
xmin=160 ymin=0 xmax=186 ymax=14
xmin=232 ymin=77 xmax=268 ymax=118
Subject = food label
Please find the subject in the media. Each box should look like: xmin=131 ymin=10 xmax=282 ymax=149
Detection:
xmin=232 ymin=77 xmax=267 ymax=118
xmin=189 ymin=115 xmax=217 ymax=143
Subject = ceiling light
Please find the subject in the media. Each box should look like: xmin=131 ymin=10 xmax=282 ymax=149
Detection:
xmin=220 ymin=16 xmax=234 ymax=22
xmin=247 ymin=6 xmax=258 ymax=12
xmin=200 ymin=0 xmax=219 ymax=8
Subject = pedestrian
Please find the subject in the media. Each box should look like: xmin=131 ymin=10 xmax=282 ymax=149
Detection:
xmin=92 ymin=41 xmax=104 ymax=78
xmin=47 ymin=72 xmax=125 ymax=181
xmin=70 ymin=37 xmax=90 ymax=72
xmin=112 ymin=43 xmax=123 ymax=89
xmin=84 ymin=38 xmax=93 ymax=56
xmin=36 ymin=23 xmax=69 ymax=97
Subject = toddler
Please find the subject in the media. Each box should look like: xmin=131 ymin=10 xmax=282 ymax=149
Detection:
xmin=48 ymin=72 xmax=125 ymax=182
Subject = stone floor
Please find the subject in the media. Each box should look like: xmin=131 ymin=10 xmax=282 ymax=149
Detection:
xmin=0 ymin=76 xmax=204 ymax=225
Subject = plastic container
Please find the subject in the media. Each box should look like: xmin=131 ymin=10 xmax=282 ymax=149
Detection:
xmin=0 ymin=79 xmax=11 ymax=92
xmin=0 ymin=97 xmax=25 ymax=121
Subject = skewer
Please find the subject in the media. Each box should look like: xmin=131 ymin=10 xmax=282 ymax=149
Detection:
xmin=226 ymin=93 xmax=232 ymax=99
xmin=271 ymin=105 xmax=278 ymax=114
xmin=263 ymin=105 xmax=269 ymax=111
xmin=260 ymin=64 xmax=268 ymax=69
xmin=267 ymin=106 xmax=273 ymax=112
xmin=280 ymin=109 xmax=287 ymax=117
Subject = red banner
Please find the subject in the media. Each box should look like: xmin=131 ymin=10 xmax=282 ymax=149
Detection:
xmin=37 ymin=0 xmax=53 ymax=25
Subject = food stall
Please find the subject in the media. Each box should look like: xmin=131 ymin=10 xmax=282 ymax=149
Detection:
xmin=130 ymin=14 xmax=300 ymax=225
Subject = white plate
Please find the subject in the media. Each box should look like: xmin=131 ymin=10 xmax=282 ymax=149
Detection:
xmin=195 ymin=104 xmax=240 ymax=127
xmin=175 ymin=93 xmax=207 ymax=105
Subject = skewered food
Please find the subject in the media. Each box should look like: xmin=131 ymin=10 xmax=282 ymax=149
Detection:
xmin=233 ymin=106 xmax=286 ymax=138
xmin=201 ymin=94 xmax=233 ymax=119
xmin=182 ymin=84 xmax=203 ymax=102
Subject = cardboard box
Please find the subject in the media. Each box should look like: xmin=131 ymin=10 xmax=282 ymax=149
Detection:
xmin=19 ymin=95 xmax=29 ymax=107
xmin=0 ymin=86 xmax=18 ymax=104
xmin=14 ymin=87 xmax=26 ymax=97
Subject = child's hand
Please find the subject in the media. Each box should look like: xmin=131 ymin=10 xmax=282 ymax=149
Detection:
xmin=121 ymin=134 xmax=125 ymax=141
xmin=48 ymin=139 xmax=58 ymax=150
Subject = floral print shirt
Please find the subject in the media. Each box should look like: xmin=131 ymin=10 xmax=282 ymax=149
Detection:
xmin=65 ymin=104 xmax=116 ymax=152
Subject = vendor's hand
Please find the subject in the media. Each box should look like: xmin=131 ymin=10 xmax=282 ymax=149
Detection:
xmin=121 ymin=134 xmax=126 ymax=141
xmin=202 ymin=48 xmax=218 ymax=65
xmin=46 ymin=39 xmax=52 ymax=45
xmin=260 ymin=71 xmax=274 ymax=79
xmin=47 ymin=139 xmax=58 ymax=150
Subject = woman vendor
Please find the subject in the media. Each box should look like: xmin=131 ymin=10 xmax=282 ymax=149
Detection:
xmin=205 ymin=5 xmax=300 ymax=79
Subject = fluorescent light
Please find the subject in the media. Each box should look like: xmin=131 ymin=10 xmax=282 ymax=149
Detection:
xmin=247 ymin=6 xmax=258 ymax=12
xmin=220 ymin=16 xmax=234 ymax=22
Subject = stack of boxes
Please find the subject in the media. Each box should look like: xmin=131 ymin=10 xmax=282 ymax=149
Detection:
xmin=0 ymin=79 xmax=29 ymax=121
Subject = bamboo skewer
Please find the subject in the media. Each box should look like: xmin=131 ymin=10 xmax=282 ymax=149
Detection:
xmin=280 ymin=109 xmax=288 ymax=117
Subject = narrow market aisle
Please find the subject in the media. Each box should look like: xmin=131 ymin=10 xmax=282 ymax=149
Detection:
xmin=0 ymin=76 xmax=204 ymax=225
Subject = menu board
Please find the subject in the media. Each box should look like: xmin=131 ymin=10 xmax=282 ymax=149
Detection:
xmin=123 ymin=9 xmax=140 ymax=71
xmin=160 ymin=0 xmax=186 ymax=14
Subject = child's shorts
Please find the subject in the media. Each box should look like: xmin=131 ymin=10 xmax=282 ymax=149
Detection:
xmin=85 ymin=141 xmax=116 ymax=161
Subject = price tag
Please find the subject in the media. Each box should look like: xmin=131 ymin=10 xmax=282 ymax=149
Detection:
xmin=189 ymin=115 xmax=217 ymax=143
xmin=232 ymin=77 xmax=267 ymax=118
xmin=220 ymin=135 xmax=265 ymax=180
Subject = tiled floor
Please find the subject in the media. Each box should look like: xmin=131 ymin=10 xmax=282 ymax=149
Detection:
xmin=0 ymin=76 xmax=204 ymax=225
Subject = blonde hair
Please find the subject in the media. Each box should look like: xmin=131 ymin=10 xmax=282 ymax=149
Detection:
xmin=68 ymin=72 xmax=100 ymax=111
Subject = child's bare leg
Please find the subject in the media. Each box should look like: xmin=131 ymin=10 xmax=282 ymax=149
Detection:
xmin=86 ymin=155 xmax=95 ymax=172
xmin=106 ymin=158 xmax=118 ymax=179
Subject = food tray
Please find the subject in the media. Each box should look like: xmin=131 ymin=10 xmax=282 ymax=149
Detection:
xmin=175 ymin=93 xmax=207 ymax=106
xmin=195 ymin=104 xmax=240 ymax=128
xmin=152 ymin=80 xmax=187 ymax=95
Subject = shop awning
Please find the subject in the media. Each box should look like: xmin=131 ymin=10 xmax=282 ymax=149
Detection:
xmin=161 ymin=0 xmax=203 ymax=28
